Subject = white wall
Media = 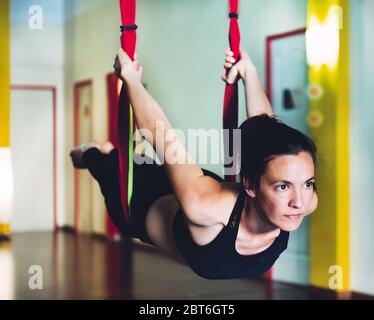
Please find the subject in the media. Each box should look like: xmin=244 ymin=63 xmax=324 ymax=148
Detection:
xmin=350 ymin=0 xmax=374 ymax=296
xmin=64 ymin=0 xmax=109 ymax=21
xmin=10 ymin=0 xmax=66 ymax=228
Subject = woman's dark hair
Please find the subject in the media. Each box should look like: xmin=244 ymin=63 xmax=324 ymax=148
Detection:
xmin=239 ymin=114 xmax=318 ymax=191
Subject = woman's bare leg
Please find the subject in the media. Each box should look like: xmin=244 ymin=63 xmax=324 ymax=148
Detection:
xmin=145 ymin=194 xmax=187 ymax=266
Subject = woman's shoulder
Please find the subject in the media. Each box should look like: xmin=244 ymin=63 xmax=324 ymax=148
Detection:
xmin=183 ymin=182 xmax=243 ymax=246
xmin=192 ymin=180 xmax=243 ymax=227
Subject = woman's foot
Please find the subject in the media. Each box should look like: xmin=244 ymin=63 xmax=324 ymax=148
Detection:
xmin=101 ymin=141 xmax=115 ymax=154
xmin=70 ymin=141 xmax=114 ymax=169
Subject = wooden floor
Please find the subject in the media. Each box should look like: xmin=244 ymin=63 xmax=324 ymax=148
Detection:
xmin=0 ymin=231 xmax=372 ymax=300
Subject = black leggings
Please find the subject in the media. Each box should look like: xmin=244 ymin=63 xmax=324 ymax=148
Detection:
xmin=83 ymin=147 xmax=223 ymax=246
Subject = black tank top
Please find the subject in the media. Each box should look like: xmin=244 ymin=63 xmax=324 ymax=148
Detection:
xmin=172 ymin=186 xmax=290 ymax=280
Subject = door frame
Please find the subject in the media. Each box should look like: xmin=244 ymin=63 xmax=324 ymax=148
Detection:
xmin=73 ymin=79 xmax=93 ymax=232
xmin=266 ymin=28 xmax=307 ymax=102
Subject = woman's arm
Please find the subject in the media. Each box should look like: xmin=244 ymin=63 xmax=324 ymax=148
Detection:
xmin=114 ymin=49 xmax=169 ymax=137
xmin=242 ymin=67 xmax=274 ymax=118
xmin=114 ymin=49 xmax=225 ymax=227
xmin=222 ymin=49 xmax=274 ymax=118
xmin=122 ymin=75 xmax=172 ymax=140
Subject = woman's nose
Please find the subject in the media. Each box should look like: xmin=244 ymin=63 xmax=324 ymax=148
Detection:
xmin=289 ymin=188 xmax=304 ymax=209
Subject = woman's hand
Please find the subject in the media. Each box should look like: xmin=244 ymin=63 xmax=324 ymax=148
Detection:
xmin=221 ymin=48 xmax=256 ymax=85
xmin=114 ymin=49 xmax=143 ymax=83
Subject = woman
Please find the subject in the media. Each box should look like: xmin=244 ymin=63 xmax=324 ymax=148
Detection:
xmin=70 ymin=48 xmax=318 ymax=280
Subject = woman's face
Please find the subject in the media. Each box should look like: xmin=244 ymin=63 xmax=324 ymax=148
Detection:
xmin=254 ymin=151 xmax=318 ymax=232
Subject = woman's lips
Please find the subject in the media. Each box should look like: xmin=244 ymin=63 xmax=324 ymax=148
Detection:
xmin=284 ymin=214 xmax=303 ymax=220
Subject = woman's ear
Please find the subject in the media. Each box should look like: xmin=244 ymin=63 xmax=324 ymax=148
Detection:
xmin=242 ymin=176 xmax=256 ymax=198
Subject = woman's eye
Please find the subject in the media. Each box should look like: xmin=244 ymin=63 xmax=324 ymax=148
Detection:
xmin=306 ymin=182 xmax=315 ymax=189
xmin=276 ymin=184 xmax=288 ymax=191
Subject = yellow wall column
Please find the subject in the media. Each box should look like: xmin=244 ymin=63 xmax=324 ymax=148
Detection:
xmin=307 ymin=0 xmax=350 ymax=292
xmin=0 ymin=0 xmax=11 ymax=239
xmin=0 ymin=0 xmax=10 ymax=147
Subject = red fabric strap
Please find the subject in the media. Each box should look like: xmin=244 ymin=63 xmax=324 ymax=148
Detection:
xmin=223 ymin=0 xmax=241 ymax=182
xmin=118 ymin=0 xmax=137 ymax=222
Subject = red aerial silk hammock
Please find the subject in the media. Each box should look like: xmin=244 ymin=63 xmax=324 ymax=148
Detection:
xmin=116 ymin=0 xmax=241 ymax=224
xmin=223 ymin=0 xmax=241 ymax=182
xmin=117 ymin=0 xmax=137 ymax=223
